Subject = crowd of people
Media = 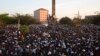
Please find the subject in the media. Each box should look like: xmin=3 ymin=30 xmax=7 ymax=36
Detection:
xmin=0 ymin=24 xmax=100 ymax=56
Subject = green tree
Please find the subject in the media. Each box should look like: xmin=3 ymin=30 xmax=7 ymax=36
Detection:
xmin=20 ymin=25 xmax=29 ymax=34
xmin=0 ymin=13 xmax=9 ymax=25
xmin=0 ymin=13 xmax=17 ymax=25
xmin=0 ymin=19 xmax=4 ymax=29
xmin=82 ymin=18 xmax=94 ymax=25
xmin=14 ymin=14 xmax=36 ymax=25
xmin=59 ymin=17 xmax=73 ymax=26
xmin=73 ymin=17 xmax=82 ymax=27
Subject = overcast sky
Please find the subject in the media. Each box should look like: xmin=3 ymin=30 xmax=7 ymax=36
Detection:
xmin=0 ymin=0 xmax=100 ymax=19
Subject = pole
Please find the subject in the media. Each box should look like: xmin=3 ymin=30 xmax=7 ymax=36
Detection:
xmin=18 ymin=19 xmax=20 ymax=30
xmin=52 ymin=0 xmax=56 ymax=17
xmin=48 ymin=0 xmax=56 ymax=25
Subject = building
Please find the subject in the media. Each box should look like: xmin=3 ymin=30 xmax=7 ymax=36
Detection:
xmin=85 ymin=15 xmax=98 ymax=20
xmin=34 ymin=8 xmax=48 ymax=23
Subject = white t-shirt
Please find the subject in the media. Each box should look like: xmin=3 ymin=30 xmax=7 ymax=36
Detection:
xmin=48 ymin=51 xmax=52 ymax=55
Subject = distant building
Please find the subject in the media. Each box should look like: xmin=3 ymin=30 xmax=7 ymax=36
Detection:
xmin=34 ymin=8 xmax=49 ymax=24
xmin=85 ymin=15 xmax=98 ymax=19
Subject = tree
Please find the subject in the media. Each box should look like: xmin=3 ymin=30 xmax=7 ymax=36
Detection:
xmin=0 ymin=13 xmax=42 ymax=27
xmin=0 ymin=19 xmax=4 ymax=29
xmin=73 ymin=17 xmax=82 ymax=27
xmin=82 ymin=18 xmax=93 ymax=25
xmin=59 ymin=17 xmax=73 ymax=26
xmin=14 ymin=14 xmax=36 ymax=25
xmin=0 ymin=13 xmax=18 ymax=25
xmin=20 ymin=25 xmax=29 ymax=34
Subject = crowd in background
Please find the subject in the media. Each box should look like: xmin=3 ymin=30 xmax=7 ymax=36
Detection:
xmin=0 ymin=24 xmax=100 ymax=56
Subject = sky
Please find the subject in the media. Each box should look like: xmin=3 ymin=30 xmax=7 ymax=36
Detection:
xmin=0 ymin=0 xmax=100 ymax=19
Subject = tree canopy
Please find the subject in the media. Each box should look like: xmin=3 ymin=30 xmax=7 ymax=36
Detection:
xmin=59 ymin=17 xmax=73 ymax=26
xmin=0 ymin=13 xmax=37 ymax=26
xmin=14 ymin=14 xmax=36 ymax=25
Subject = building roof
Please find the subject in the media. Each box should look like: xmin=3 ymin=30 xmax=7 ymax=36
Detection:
xmin=85 ymin=15 xmax=99 ymax=19
xmin=85 ymin=15 xmax=98 ymax=17
xmin=35 ymin=8 xmax=48 ymax=11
